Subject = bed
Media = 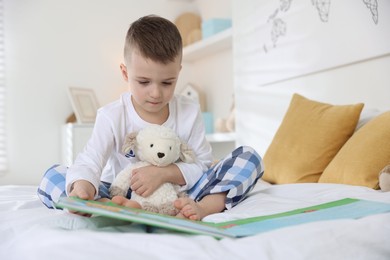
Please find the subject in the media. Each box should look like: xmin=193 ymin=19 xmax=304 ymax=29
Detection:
xmin=2 ymin=86 xmax=390 ymax=259
xmin=1 ymin=179 xmax=390 ymax=259
xmin=2 ymin=91 xmax=390 ymax=260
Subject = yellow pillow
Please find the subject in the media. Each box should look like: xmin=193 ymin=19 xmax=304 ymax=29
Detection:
xmin=319 ymin=111 xmax=390 ymax=189
xmin=262 ymin=94 xmax=364 ymax=184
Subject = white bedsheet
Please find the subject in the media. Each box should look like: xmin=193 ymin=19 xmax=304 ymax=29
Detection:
xmin=1 ymin=181 xmax=389 ymax=260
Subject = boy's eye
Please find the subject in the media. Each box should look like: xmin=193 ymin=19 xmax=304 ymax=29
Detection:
xmin=162 ymin=82 xmax=173 ymax=86
xmin=138 ymin=81 xmax=149 ymax=85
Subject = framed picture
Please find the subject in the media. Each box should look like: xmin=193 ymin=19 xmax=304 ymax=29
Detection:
xmin=67 ymin=87 xmax=99 ymax=123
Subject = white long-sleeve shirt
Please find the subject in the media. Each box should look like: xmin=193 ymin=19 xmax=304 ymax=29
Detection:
xmin=66 ymin=92 xmax=213 ymax=196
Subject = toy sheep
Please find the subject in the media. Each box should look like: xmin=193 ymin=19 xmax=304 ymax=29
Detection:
xmin=109 ymin=124 xmax=195 ymax=215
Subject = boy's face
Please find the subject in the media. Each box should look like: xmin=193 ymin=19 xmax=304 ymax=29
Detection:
xmin=120 ymin=50 xmax=181 ymax=120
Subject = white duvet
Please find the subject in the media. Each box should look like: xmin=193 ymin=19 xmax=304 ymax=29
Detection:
xmin=1 ymin=181 xmax=389 ymax=260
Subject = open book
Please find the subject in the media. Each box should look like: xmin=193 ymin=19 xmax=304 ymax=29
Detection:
xmin=55 ymin=197 xmax=390 ymax=239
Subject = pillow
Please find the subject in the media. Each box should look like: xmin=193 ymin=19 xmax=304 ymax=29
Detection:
xmin=355 ymin=108 xmax=381 ymax=131
xmin=262 ymin=93 xmax=364 ymax=184
xmin=319 ymin=111 xmax=390 ymax=189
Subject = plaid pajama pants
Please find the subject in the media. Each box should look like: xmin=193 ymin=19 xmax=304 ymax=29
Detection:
xmin=37 ymin=146 xmax=263 ymax=210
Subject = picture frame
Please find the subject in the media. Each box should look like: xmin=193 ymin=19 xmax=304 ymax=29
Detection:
xmin=67 ymin=87 xmax=99 ymax=124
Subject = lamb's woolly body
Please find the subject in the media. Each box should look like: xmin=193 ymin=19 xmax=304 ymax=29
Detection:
xmin=109 ymin=125 xmax=194 ymax=215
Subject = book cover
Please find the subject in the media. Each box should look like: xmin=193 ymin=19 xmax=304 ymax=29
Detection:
xmin=55 ymin=197 xmax=390 ymax=239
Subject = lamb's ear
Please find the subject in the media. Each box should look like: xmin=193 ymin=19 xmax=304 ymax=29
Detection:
xmin=122 ymin=132 xmax=138 ymax=153
xmin=179 ymin=142 xmax=195 ymax=163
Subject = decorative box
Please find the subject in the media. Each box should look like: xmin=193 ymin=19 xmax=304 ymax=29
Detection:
xmin=201 ymin=18 xmax=232 ymax=39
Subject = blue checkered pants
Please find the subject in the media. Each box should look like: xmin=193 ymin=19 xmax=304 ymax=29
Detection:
xmin=37 ymin=146 xmax=263 ymax=210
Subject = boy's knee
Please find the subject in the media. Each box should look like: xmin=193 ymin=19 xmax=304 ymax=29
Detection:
xmin=37 ymin=164 xmax=67 ymax=209
xmin=237 ymin=145 xmax=264 ymax=177
xmin=236 ymin=146 xmax=263 ymax=163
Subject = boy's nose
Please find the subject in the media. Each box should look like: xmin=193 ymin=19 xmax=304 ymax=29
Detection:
xmin=149 ymin=85 xmax=162 ymax=98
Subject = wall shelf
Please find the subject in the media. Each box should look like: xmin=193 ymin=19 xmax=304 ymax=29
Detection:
xmin=206 ymin=132 xmax=236 ymax=143
xmin=183 ymin=28 xmax=232 ymax=62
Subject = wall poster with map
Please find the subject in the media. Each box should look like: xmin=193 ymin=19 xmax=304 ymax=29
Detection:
xmin=233 ymin=0 xmax=390 ymax=86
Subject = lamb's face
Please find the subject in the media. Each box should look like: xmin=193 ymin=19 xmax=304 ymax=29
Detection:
xmin=136 ymin=126 xmax=181 ymax=166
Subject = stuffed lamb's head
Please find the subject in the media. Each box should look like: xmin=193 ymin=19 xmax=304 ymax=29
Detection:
xmin=122 ymin=125 xmax=195 ymax=166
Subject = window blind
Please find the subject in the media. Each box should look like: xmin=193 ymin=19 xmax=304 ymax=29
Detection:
xmin=0 ymin=0 xmax=6 ymax=172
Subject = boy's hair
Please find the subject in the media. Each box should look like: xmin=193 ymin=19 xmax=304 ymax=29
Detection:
xmin=124 ymin=15 xmax=183 ymax=64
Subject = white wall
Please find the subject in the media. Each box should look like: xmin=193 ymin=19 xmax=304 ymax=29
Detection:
xmin=0 ymin=0 xmax=202 ymax=185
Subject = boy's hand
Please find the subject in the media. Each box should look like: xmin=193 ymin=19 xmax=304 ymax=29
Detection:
xmin=68 ymin=180 xmax=96 ymax=216
xmin=130 ymin=165 xmax=164 ymax=197
xmin=69 ymin=179 xmax=96 ymax=199
xmin=130 ymin=163 xmax=185 ymax=197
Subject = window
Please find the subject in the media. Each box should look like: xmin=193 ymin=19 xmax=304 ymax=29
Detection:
xmin=0 ymin=0 xmax=6 ymax=172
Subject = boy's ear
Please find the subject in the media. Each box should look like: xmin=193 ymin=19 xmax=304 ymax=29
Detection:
xmin=120 ymin=63 xmax=128 ymax=82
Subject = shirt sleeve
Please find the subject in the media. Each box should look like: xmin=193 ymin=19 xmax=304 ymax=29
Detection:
xmin=65 ymin=110 xmax=115 ymax=196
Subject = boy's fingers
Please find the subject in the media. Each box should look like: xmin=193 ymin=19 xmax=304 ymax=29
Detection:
xmin=69 ymin=188 xmax=94 ymax=201
xmin=111 ymin=196 xmax=142 ymax=209
xmin=69 ymin=210 xmax=92 ymax=217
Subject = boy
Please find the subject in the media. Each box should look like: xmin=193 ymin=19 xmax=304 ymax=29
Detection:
xmin=38 ymin=15 xmax=263 ymax=220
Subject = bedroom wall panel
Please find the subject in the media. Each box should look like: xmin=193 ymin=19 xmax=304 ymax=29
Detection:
xmin=233 ymin=0 xmax=390 ymax=87
xmin=232 ymin=0 xmax=390 ymax=156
